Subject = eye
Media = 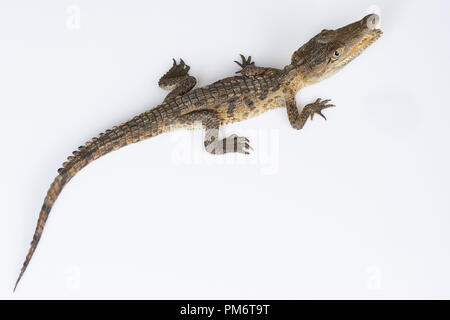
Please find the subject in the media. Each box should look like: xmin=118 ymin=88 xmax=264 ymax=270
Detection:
xmin=331 ymin=48 xmax=343 ymax=60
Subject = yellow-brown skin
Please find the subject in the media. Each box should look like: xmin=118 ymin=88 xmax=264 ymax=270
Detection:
xmin=14 ymin=14 xmax=381 ymax=291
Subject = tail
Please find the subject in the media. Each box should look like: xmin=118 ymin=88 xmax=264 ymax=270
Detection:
xmin=14 ymin=107 xmax=168 ymax=291
xmin=14 ymin=174 xmax=67 ymax=292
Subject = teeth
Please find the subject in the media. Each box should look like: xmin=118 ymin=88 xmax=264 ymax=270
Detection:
xmin=338 ymin=31 xmax=381 ymax=67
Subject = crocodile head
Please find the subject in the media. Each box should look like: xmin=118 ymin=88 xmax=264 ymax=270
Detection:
xmin=288 ymin=14 xmax=382 ymax=87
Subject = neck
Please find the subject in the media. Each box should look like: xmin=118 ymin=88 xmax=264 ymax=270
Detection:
xmin=280 ymin=64 xmax=307 ymax=94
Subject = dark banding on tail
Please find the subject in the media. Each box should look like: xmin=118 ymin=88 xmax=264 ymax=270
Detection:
xmin=14 ymin=174 xmax=67 ymax=292
xmin=14 ymin=107 xmax=169 ymax=291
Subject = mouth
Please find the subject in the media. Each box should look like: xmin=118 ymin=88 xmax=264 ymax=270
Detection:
xmin=338 ymin=29 xmax=382 ymax=68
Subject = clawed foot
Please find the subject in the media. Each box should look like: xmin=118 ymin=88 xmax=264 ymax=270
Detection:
xmin=234 ymin=54 xmax=255 ymax=74
xmin=159 ymin=58 xmax=192 ymax=90
xmin=209 ymin=134 xmax=252 ymax=155
xmin=159 ymin=58 xmax=189 ymax=83
xmin=226 ymin=134 xmax=252 ymax=154
xmin=170 ymin=58 xmax=190 ymax=75
xmin=304 ymin=98 xmax=335 ymax=120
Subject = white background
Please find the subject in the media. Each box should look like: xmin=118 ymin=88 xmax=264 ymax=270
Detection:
xmin=1 ymin=0 xmax=449 ymax=299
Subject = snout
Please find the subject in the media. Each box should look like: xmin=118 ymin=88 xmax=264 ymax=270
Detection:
xmin=363 ymin=14 xmax=380 ymax=30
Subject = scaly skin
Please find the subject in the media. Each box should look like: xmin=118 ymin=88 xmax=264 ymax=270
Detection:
xmin=15 ymin=14 xmax=382 ymax=290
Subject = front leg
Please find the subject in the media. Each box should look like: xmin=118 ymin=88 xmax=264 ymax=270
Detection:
xmin=177 ymin=110 xmax=252 ymax=155
xmin=286 ymin=97 xmax=335 ymax=130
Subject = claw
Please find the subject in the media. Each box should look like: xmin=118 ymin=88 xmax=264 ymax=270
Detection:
xmin=234 ymin=54 xmax=254 ymax=71
xmin=310 ymin=112 xmax=326 ymax=120
xmin=224 ymin=135 xmax=252 ymax=154
xmin=306 ymin=98 xmax=335 ymax=121
xmin=317 ymin=112 xmax=327 ymax=120
xmin=234 ymin=60 xmax=244 ymax=69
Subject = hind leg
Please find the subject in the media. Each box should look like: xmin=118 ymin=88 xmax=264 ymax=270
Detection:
xmin=158 ymin=59 xmax=197 ymax=102
xmin=177 ymin=110 xmax=252 ymax=155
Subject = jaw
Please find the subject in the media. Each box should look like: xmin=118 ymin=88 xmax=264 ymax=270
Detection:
xmin=325 ymin=14 xmax=383 ymax=77
xmin=285 ymin=14 xmax=382 ymax=90
xmin=335 ymin=29 xmax=383 ymax=70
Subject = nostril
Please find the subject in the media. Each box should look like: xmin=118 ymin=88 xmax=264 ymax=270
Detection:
xmin=366 ymin=14 xmax=380 ymax=30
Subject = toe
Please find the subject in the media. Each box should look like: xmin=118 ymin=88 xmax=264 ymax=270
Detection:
xmin=318 ymin=111 xmax=327 ymax=120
